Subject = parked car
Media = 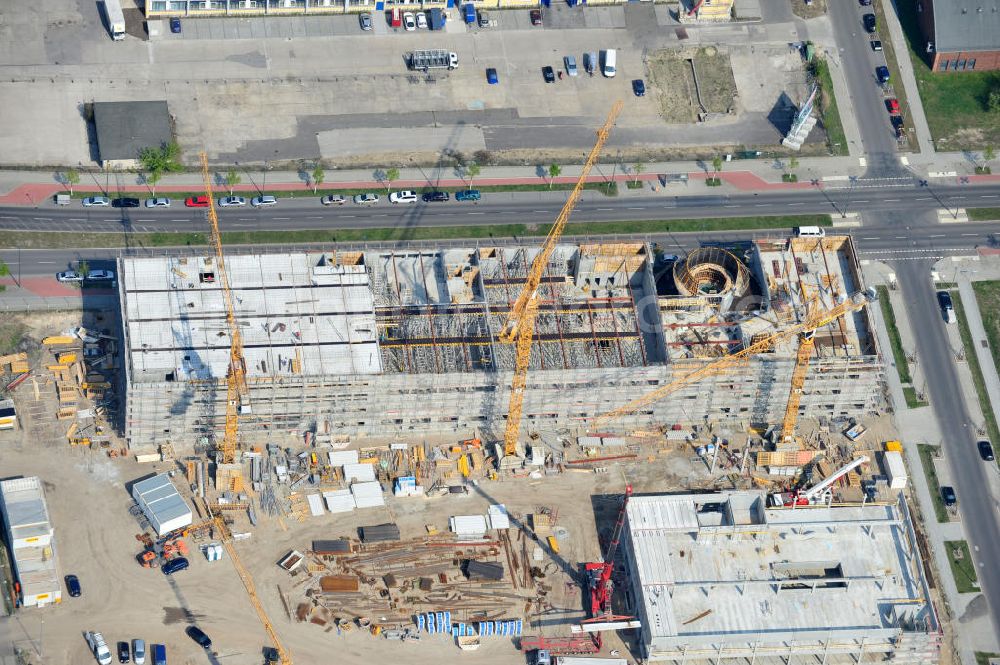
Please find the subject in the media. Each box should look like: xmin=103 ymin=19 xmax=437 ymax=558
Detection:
xmin=170 ymin=17 xmax=181 ymax=33
xmin=86 ymin=632 xmax=113 ymax=665
xmin=486 ymin=67 xmax=499 ymax=84
xmin=978 ymin=440 xmax=996 ymax=461
xmin=389 ymin=7 xmax=401 ymax=28
xmin=353 ymin=193 xmax=380 ymax=205
xmin=82 ymin=196 xmax=110 ymax=207
xmin=403 ymin=11 xmax=416 ymax=30
xmin=542 ymin=66 xmax=555 ymax=83
xmin=463 ymin=3 xmax=476 ymax=24
xmin=218 ymin=196 xmax=246 ymax=207
xmin=151 ymin=644 xmax=166 ymax=665
xmin=871 ymin=39 xmax=882 ymax=51
xmin=145 ymin=198 xmax=170 ymax=208
xmin=56 ymin=271 xmax=83 ymax=283
xmin=422 ymin=191 xmax=450 ymax=202
xmin=65 ymin=574 xmax=81 ymax=597
xmin=132 ymin=640 xmax=146 ymax=665
xmin=941 ymin=486 xmax=957 ymax=506
xmin=86 ymin=269 xmax=115 ymax=281
xmin=321 ymin=194 xmax=346 ymax=206
xmin=112 ymin=197 xmax=140 ymax=208
xmin=455 ymin=189 xmax=481 ymax=202
xmin=251 ymin=195 xmax=277 ymax=207
xmin=937 ymin=290 xmax=956 ymax=324
xmin=359 ymin=12 xmax=372 ymax=30
xmin=885 ymin=98 xmax=900 ymax=114
xmin=890 ymin=115 xmax=904 ymax=130
xmin=185 ymin=626 xmax=212 ymax=650
xmin=118 ymin=641 xmax=131 ymax=663
xmin=416 ymin=11 xmax=428 ymax=29
xmin=875 ymin=65 xmax=890 ymax=84
xmin=632 ymin=79 xmax=646 ymax=97
xmin=564 ymin=55 xmax=578 ymax=76
xmin=184 ymin=196 xmax=209 ymax=207
xmin=478 ymin=10 xmax=490 ymax=27
xmin=162 ymin=556 xmax=189 ymax=575
xmin=529 ymin=8 xmax=542 ymax=25
xmin=389 ymin=190 xmax=418 ymax=204
xmin=859 ymin=0 xmax=872 ymax=5
xmin=862 ymin=13 xmax=877 ymax=33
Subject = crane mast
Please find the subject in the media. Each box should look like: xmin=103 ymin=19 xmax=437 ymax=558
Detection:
xmin=500 ymin=101 xmax=623 ymax=457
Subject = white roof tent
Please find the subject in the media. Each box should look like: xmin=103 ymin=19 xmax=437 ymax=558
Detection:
xmin=0 ymin=477 xmax=62 ymax=607
xmin=131 ymin=474 xmax=193 ymax=536
xmin=622 ymin=491 xmax=938 ymax=663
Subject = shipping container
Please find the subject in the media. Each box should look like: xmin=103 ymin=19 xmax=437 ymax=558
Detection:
xmin=884 ymin=451 xmax=908 ymax=489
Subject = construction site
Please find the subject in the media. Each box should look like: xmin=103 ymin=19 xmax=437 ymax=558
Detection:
xmin=0 ymin=109 xmax=943 ymax=665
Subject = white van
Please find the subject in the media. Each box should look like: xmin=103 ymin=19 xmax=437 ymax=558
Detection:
xmin=796 ymin=226 xmax=826 ymax=238
xmin=55 ymin=193 xmax=71 ymax=205
xmin=602 ymin=49 xmax=617 ymax=78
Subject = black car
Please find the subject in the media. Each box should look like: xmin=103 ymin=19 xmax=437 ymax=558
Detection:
xmin=978 ymin=440 xmax=996 ymax=461
xmin=890 ymin=115 xmax=904 ymax=129
xmin=862 ymin=13 xmax=877 ymax=33
xmin=117 ymin=641 xmax=131 ymax=663
xmin=941 ymin=485 xmax=957 ymax=506
xmin=422 ymin=191 xmax=450 ymax=202
xmin=186 ymin=626 xmax=212 ymax=650
xmin=112 ymin=197 xmax=141 ymax=208
xmin=64 ymin=574 xmax=81 ymax=597
xmin=529 ymin=8 xmax=542 ymax=25
xmin=542 ymin=66 xmax=555 ymax=83
xmin=632 ymin=79 xmax=646 ymax=97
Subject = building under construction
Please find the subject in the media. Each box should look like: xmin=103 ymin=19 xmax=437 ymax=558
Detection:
xmin=622 ymin=490 xmax=940 ymax=664
xmin=118 ymin=235 xmax=884 ymax=448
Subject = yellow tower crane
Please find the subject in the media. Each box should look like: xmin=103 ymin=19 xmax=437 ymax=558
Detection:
xmin=199 ymin=152 xmax=249 ymax=478
xmin=591 ymin=289 xmax=876 ymax=429
xmin=498 ymin=101 xmax=624 ymax=458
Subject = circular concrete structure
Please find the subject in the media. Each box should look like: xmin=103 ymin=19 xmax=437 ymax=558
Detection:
xmin=673 ymin=247 xmax=750 ymax=297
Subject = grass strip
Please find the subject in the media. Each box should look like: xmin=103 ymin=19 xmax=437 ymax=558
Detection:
xmin=903 ymin=386 xmax=928 ymax=409
xmin=917 ymin=444 xmax=949 ymax=523
xmin=975 ymin=653 xmax=1000 ymax=665
xmin=967 ymin=207 xmax=1000 ymax=222
xmin=870 ymin=0 xmax=918 ymax=152
xmin=944 ymin=540 xmax=979 ymax=593
xmin=0 ymin=215 xmax=832 ymax=249
xmin=877 ymin=286 xmax=913 ymax=384
xmin=952 ymin=291 xmax=1000 ymax=448
xmin=811 ymin=58 xmax=849 ymax=157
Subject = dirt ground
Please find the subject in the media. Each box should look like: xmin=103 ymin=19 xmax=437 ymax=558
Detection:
xmin=790 ymin=0 xmax=827 ymax=20
xmin=646 ymin=48 xmax=739 ymax=124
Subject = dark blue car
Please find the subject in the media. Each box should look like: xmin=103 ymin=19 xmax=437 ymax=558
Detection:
xmin=65 ymin=574 xmax=81 ymax=597
xmin=632 ymin=79 xmax=646 ymax=97
xmin=875 ymin=66 xmax=890 ymax=84
xmin=486 ymin=67 xmax=499 ymax=85
xmin=170 ymin=17 xmax=181 ymax=33
xmin=162 ymin=556 xmax=189 ymax=575
xmin=455 ymin=189 xmax=481 ymax=202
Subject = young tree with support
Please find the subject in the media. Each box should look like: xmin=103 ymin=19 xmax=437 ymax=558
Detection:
xmin=224 ymin=169 xmax=241 ymax=196
xmin=311 ymin=165 xmax=325 ymax=193
xmin=465 ymin=162 xmax=481 ymax=190
xmin=548 ymin=163 xmax=562 ymax=189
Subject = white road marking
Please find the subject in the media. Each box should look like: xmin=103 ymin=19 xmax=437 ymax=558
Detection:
xmin=861 ymin=236 xmax=881 ymax=240
xmin=787 ymin=203 xmax=805 ymax=206
xmin=982 ymin=195 xmax=999 ymax=199
xmin=884 ymin=199 xmax=900 ymax=202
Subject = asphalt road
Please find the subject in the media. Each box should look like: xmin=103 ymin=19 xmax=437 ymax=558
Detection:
xmin=895 ymin=259 xmax=1000 ymax=638
xmin=2 ymin=181 xmax=999 ymax=234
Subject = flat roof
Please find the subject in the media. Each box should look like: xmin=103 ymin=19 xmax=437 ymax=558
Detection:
xmin=626 ymin=491 xmax=928 ymax=645
xmin=93 ymin=101 xmax=172 ymax=162
xmin=120 ymin=254 xmax=382 ymax=382
xmin=931 ymin=0 xmax=1000 ymax=52
xmin=132 ymin=474 xmax=191 ymax=525
xmin=0 ymin=477 xmax=53 ymax=541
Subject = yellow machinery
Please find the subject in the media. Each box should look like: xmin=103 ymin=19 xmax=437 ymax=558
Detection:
xmin=199 ymin=153 xmax=249 ymax=474
xmin=498 ymin=101 xmax=623 ymax=457
xmin=592 ymin=289 xmax=876 ymax=428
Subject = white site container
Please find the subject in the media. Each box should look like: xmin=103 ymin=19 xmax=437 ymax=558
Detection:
xmin=884 ymin=451 xmax=908 ymax=489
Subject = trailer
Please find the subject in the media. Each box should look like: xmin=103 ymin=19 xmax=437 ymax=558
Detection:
xmin=407 ymin=50 xmax=459 ymax=71
xmin=103 ymin=0 xmax=126 ymax=40
xmin=429 ymin=8 xmax=446 ymax=29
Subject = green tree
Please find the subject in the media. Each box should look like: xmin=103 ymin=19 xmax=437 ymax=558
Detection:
xmin=385 ymin=167 xmax=400 ymax=192
xmin=77 ymin=260 xmax=90 ymax=277
xmin=311 ymin=165 xmax=325 ymax=194
xmin=632 ymin=161 xmax=645 ymax=185
xmin=146 ymin=170 xmax=162 ymax=197
xmin=140 ymin=141 xmax=184 ymax=175
xmin=0 ymin=260 xmax=9 ymax=277
xmin=63 ymin=168 xmax=80 ymax=195
xmin=465 ymin=162 xmax=481 ymax=190
xmin=789 ymin=156 xmax=799 ymax=173
xmin=224 ymin=169 xmax=241 ymax=196
xmin=990 ymin=89 xmax=1000 ymax=114
xmin=983 ymin=145 xmax=996 ymax=171
xmin=711 ymin=155 xmax=723 ymax=175
xmin=548 ymin=163 xmax=562 ymax=189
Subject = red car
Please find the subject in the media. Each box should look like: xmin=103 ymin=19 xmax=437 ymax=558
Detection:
xmin=185 ymin=196 xmax=210 ymax=207
xmin=529 ymin=9 xmax=542 ymax=25
xmin=389 ymin=7 xmax=401 ymax=27
xmin=885 ymin=98 xmax=900 ymax=114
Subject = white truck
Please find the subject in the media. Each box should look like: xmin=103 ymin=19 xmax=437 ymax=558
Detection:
xmin=85 ymin=631 xmax=113 ymax=665
xmin=103 ymin=0 xmax=126 ymax=40
xmin=407 ymin=50 xmax=459 ymax=71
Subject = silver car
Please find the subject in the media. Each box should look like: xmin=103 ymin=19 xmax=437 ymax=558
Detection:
xmin=353 ymin=193 xmax=380 ymax=205
xmin=218 ymin=196 xmax=246 ymax=207
xmin=321 ymin=194 xmax=346 ymax=206
xmin=251 ymin=195 xmax=277 ymax=207
xmin=82 ymin=196 xmax=110 ymax=207
xmin=56 ymin=270 xmax=83 ymax=282
xmin=145 ymin=198 xmax=171 ymax=208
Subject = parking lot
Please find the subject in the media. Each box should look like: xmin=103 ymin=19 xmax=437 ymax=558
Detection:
xmin=0 ymin=0 xmax=823 ymax=167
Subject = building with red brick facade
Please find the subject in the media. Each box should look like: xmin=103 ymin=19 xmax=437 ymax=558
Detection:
xmin=916 ymin=0 xmax=1000 ymax=71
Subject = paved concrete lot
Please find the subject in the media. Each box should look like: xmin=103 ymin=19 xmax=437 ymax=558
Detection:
xmin=0 ymin=0 xmax=826 ymax=167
